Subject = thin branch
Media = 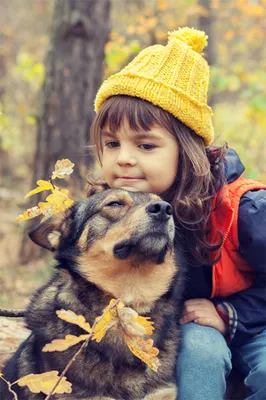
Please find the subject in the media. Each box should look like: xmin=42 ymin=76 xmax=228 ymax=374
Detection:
xmin=0 ymin=308 xmax=26 ymax=318
xmin=0 ymin=375 xmax=18 ymax=400
xmin=44 ymin=299 xmax=120 ymax=400
xmin=48 ymin=177 xmax=56 ymax=189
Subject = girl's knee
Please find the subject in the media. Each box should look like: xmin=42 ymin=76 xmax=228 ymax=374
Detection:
xmin=179 ymin=323 xmax=231 ymax=368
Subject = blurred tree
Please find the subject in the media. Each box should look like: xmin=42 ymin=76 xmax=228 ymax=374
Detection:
xmin=197 ymin=0 xmax=216 ymax=105
xmin=20 ymin=0 xmax=111 ymax=262
xmin=0 ymin=13 xmax=10 ymax=180
xmin=32 ymin=0 xmax=111 ymax=193
xmin=197 ymin=0 xmax=215 ymax=66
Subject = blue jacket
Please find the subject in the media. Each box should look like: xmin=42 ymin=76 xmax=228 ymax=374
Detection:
xmin=182 ymin=149 xmax=266 ymax=346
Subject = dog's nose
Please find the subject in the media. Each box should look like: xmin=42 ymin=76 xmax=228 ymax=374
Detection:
xmin=146 ymin=201 xmax=172 ymax=221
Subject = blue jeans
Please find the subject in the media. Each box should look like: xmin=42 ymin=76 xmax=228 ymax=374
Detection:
xmin=176 ymin=322 xmax=266 ymax=400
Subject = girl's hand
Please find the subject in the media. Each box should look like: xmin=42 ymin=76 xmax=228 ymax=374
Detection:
xmin=179 ymin=298 xmax=229 ymax=336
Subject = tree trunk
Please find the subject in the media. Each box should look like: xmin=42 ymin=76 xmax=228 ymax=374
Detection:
xmin=197 ymin=0 xmax=217 ymax=107
xmin=20 ymin=0 xmax=111 ymax=263
xmin=34 ymin=0 xmax=110 ymax=192
xmin=198 ymin=0 xmax=215 ymax=66
xmin=0 ymin=25 xmax=10 ymax=183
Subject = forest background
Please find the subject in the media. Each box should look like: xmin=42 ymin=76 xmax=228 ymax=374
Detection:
xmin=0 ymin=0 xmax=265 ymax=312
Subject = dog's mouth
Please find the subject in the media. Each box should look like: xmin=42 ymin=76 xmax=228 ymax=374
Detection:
xmin=113 ymin=232 xmax=172 ymax=264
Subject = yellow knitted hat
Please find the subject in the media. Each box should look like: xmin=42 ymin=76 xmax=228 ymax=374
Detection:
xmin=94 ymin=27 xmax=214 ymax=146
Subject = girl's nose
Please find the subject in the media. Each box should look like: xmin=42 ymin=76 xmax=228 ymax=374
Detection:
xmin=116 ymin=147 xmax=137 ymax=166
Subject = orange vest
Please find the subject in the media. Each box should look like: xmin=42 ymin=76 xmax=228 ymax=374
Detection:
xmin=210 ymin=177 xmax=266 ymax=299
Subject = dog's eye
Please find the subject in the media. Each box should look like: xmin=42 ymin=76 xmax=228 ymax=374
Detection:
xmin=105 ymin=201 xmax=125 ymax=207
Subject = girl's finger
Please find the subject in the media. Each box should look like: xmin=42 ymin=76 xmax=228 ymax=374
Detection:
xmin=179 ymin=310 xmax=211 ymax=324
xmin=194 ymin=317 xmax=216 ymax=328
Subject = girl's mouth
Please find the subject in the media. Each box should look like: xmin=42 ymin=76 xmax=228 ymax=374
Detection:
xmin=118 ymin=177 xmax=143 ymax=181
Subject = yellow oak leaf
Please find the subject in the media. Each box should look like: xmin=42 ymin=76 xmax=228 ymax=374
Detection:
xmin=46 ymin=189 xmax=68 ymax=203
xmin=118 ymin=307 xmax=146 ymax=337
xmin=117 ymin=307 xmax=154 ymax=337
xmin=92 ymin=300 xmax=122 ymax=343
xmin=58 ymin=188 xmax=70 ymax=196
xmin=56 ymin=310 xmax=92 ymax=333
xmin=51 ymin=159 xmax=75 ymax=180
xmin=64 ymin=198 xmax=74 ymax=208
xmin=92 ymin=312 xmax=117 ymax=343
xmin=17 ymin=371 xmax=72 ymax=395
xmin=38 ymin=202 xmax=54 ymax=221
xmin=123 ymin=335 xmax=160 ymax=371
xmin=25 ymin=180 xmax=54 ymax=199
xmin=43 ymin=334 xmax=90 ymax=352
xmin=92 ymin=299 xmax=125 ymax=342
xmin=134 ymin=316 xmax=155 ymax=336
xmin=46 ymin=189 xmax=74 ymax=214
xmin=16 ymin=206 xmax=42 ymax=222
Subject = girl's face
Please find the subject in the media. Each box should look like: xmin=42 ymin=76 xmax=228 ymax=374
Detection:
xmin=101 ymin=118 xmax=179 ymax=194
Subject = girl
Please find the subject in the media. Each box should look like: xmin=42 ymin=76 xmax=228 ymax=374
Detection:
xmin=88 ymin=27 xmax=266 ymax=400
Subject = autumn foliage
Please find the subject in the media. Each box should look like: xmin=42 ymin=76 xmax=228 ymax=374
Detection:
xmin=0 ymin=299 xmax=160 ymax=398
xmin=16 ymin=159 xmax=75 ymax=223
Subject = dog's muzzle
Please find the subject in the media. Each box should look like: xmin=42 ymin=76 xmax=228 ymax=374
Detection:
xmin=146 ymin=201 xmax=172 ymax=221
xmin=113 ymin=200 xmax=174 ymax=264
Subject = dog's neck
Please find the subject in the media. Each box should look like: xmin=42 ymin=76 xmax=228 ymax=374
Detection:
xmin=76 ymin=253 xmax=176 ymax=313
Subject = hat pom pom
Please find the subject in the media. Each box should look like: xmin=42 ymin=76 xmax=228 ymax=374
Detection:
xmin=168 ymin=27 xmax=208 ymax=54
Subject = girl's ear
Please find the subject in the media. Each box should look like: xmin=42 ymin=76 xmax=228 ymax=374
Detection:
xmin=86 ymin=172 xmax=109 ymax=197
xmin=87 ymin=182 xmax=109 ymax=197
xmin=28 ymin=210 xmax=71 ymax=251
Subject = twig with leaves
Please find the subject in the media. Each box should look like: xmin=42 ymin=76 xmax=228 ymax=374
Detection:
xmin=1 ymin=299 xmax=160 ymax=399
xmin=44 ymin=299 xmax=121 ymax=400
xmin=16 ymin=159 xmax=75 ymax=223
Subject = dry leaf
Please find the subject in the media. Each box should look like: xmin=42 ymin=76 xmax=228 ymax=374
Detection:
xmin=38 ymin=202 xmax=54 ymax=221
xmin=92 ymin=299 xmax=124 ymax=343
xmin=46 ymin=189 xmax=74 ymax=213
xmin=38 ymin=190 xmax=74 ymax=221
xmin=118 ymin=307 xmax=146 ymax=337
xmin=52 ymin=159 xmax=75 ymax=180
xmin=17 ymin=371 xmax=72 ymax=395
xmin=56 ymin=310 xmax=92 ymax=333
xmin=16 ymin=158 xmax=75 ymax=224
xmin=135 ymin=316 xmax=154 ymax=336
xmin=16 ymin=206 xmax=42 ymax=222
xmin=25 ymin=180 xmax=54 ymax=199
xmin=123 ymin=336 xmax=160 ymax=371
xmin=43 ymin=334 xmax=90 ymax=352
xmin=54 ymin=301 xmax=159 ymax=372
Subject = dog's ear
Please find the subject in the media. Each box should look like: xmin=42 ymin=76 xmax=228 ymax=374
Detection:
xmin=28 ymin=210 xmax=70 ymax=251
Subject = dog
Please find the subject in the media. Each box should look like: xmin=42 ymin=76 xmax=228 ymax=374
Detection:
xmin=0 ymin=189 xmax=184 ymax=400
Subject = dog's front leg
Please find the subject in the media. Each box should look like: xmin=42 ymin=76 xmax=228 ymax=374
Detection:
xmin=143 ymin=384 xmax=177 ymax=400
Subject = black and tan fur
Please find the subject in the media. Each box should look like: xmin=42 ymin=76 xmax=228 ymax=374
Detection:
xmin=0 ymin=189 xmax=184 ymax=400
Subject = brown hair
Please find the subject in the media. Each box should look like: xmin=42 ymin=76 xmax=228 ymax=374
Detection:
xmin=88 ymin=95 xmax=227 ymax=265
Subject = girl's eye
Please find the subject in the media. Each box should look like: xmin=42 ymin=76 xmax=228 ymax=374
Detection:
xmin=105 ymin=201 xmax=125 ymax=207
xmin=105 ymin=141 xmax=119 ymax=148
xmin=139 ymin=144 xmax=156 ymax=150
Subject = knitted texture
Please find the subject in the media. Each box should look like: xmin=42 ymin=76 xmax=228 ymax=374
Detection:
xmin=94 ymin=27 xmax=214 ymax=146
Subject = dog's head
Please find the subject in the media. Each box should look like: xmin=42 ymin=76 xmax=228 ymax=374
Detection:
xmin=29 ymin=189 xmax=177 ymax=309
